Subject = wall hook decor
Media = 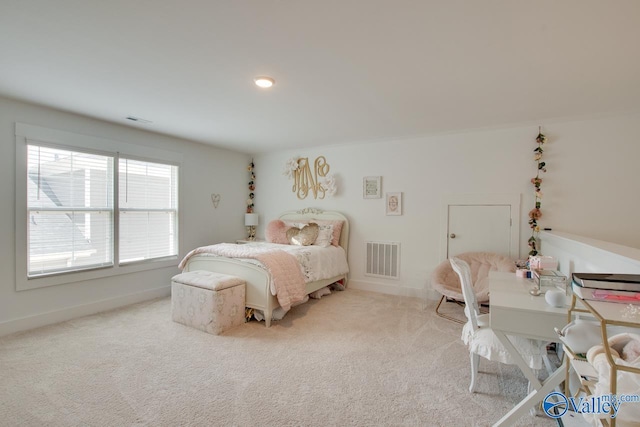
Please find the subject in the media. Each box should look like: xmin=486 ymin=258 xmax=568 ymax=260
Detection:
xmin=211 ymin=193 xmax=221 ymax=208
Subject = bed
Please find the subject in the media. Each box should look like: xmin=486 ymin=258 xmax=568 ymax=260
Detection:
xmin=179 ymin=208 xmax=349 ymax=327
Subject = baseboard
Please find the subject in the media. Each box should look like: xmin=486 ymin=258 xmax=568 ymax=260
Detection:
xmin=1 ymin=281 xmax=438 ymax=337
xmin=0 ymin=286 xmax=171 ymax=337
xmin=348 ymin=279 xmax=431 ymax=299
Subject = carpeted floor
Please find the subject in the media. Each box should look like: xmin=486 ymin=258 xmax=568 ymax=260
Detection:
xmin=0 ymin=289 xmax=558 ymax=426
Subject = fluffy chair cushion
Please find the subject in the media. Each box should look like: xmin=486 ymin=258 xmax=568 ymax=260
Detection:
xmin=462 ymin=313 xmax=543 ymax=369
xmin=431 ymin=252 xmax=515 ymax=304
xmin=265 ymin=220 xmax=291 ymax=244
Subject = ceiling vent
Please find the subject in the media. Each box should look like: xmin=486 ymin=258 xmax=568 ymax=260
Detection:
xmin=125 ymin=116 xmax=152 ymax=124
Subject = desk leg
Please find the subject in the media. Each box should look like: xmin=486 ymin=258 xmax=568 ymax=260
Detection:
xmin=492 ymin=359 xmax=567 ymax=426
xmin=492 ymin=330 xmax=543 ymax=389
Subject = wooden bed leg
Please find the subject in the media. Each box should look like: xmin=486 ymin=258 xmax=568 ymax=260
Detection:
xmin=264 ymin=311 xmax=272 ymax=328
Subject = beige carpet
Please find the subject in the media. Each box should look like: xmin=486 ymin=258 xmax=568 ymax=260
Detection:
xmin=0 ymin=289 xmax=558 ymax=426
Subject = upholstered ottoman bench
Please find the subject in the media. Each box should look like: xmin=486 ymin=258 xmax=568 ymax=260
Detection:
xmin=171 ymin=270 xmax=246 ymax=335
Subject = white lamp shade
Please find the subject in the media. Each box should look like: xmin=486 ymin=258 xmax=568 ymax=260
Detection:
xmin=245 ymin=213 xmax=259 ymax=226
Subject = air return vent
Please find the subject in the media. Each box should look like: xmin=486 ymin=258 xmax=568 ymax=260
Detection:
xmin=365 ymin=241 xmax=400 ymax=279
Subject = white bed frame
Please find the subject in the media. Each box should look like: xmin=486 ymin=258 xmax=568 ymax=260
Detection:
xmin=181 ymin=208 xmax=350 ymax=327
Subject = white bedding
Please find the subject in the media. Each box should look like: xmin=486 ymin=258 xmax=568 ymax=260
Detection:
xmin=182 ymin=242 xmax=349 ymax=285
xmin=267 ymin=242 xmax=349 ymax=282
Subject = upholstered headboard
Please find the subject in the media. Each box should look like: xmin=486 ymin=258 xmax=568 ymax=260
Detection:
xmin=278 ymin=208 xmax=350 ymax=257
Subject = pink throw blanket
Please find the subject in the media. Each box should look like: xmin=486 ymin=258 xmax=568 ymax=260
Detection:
xmin=178 ymin=243 xmax=306 ymax=311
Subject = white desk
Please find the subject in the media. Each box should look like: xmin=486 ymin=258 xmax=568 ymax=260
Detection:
xmin=489 ymin=271 xmax=571 ymax=426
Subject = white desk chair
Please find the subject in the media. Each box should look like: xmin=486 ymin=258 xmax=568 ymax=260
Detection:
xmin=450 ymin=257 xmax=545 ymax=393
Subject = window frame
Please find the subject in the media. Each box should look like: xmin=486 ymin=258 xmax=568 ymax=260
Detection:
xmin=15 ymin=123 xmax=183 ymax=291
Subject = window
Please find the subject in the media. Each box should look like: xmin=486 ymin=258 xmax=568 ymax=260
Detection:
xmin=119 ymin=158 xmax=178 ymax=264
xmin=26 ymin=145 xmax=179 ymax=277
xmin=17 ymin=123 xmax=181 ymax=289
xmin=27 ymin=145 xmax=114 ymax=277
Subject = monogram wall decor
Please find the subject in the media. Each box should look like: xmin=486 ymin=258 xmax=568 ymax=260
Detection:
xmin=283 ymin=155 xmax=337 ymax=200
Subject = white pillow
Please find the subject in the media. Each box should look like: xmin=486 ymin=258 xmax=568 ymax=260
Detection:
xmin=313 ymin=223 xmax=334 ymax=247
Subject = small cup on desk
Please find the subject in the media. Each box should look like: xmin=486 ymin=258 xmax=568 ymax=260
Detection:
xmin=545 ymin=289 xmax=566 ymax=307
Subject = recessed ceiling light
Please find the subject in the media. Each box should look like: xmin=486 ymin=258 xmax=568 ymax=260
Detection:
xmin=254 ymin=76 xmax=275 ymax=88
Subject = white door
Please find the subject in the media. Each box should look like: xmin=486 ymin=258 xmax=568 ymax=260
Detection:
xmin=447 ymin=205 xmax=512 ymax=258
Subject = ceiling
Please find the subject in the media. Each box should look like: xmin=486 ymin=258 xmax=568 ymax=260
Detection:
xmin=1 ymin=1 xmax=639 ymax=154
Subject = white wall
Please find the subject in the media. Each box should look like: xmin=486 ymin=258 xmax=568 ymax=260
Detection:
xmin=0 ymin=96 xmax=250 ymax=335
xmin=3 ymin=96 xmax=638 ymax=333
xmin=541 ymin=231 xmax=640 ymax=276
xmin=254 ymin=113 xmax=640 ymax=298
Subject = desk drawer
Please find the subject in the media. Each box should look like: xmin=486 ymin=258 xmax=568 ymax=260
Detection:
xmin=491 ymin=306 xmax=568 ymax=341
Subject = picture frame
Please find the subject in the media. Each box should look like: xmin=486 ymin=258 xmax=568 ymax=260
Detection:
xmin=385 ymin=192 xmax=402 ymax=216
xmin=363 ymin=176 xmax=382 ymax=199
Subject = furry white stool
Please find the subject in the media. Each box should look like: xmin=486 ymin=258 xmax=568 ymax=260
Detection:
xmin=171 ymin=270 xmax=246 ymax=335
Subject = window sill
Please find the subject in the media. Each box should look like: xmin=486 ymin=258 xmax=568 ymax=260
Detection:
xmin=16 ymin=257 xmax=179 ymax=291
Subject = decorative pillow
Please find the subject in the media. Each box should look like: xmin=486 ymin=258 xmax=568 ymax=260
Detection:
xmin=286 ymin=223 xmax=319 ymax=246
xmin=284 ymin=220 xmax=309 ymax=229
xmin=313 ymin=223 xmax=334 ymax=247
xmin=312 ymin=219 xmax=344 ymax=246
xmin=265 ymin=220 xmax=291 ymax=244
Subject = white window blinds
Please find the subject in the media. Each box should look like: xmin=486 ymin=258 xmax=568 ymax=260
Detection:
xmin=118 ymin=158 xmax=178 ymax=264
xmin=27 ymin=145 xmax=114 ymax=276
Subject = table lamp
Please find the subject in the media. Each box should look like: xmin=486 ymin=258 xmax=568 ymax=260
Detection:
xmin=245 ymin=213 xmax=259 ymax=241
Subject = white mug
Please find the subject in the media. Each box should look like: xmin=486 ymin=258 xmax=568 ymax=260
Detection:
xmin=545 ymin=289 xmax=566 ymax=307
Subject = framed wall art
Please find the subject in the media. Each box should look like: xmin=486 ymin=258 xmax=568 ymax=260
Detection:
xmin=385 ymin=192 xmax=402 ymax=216
xmin=363 ymin=176 xmax=381 ymax=199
